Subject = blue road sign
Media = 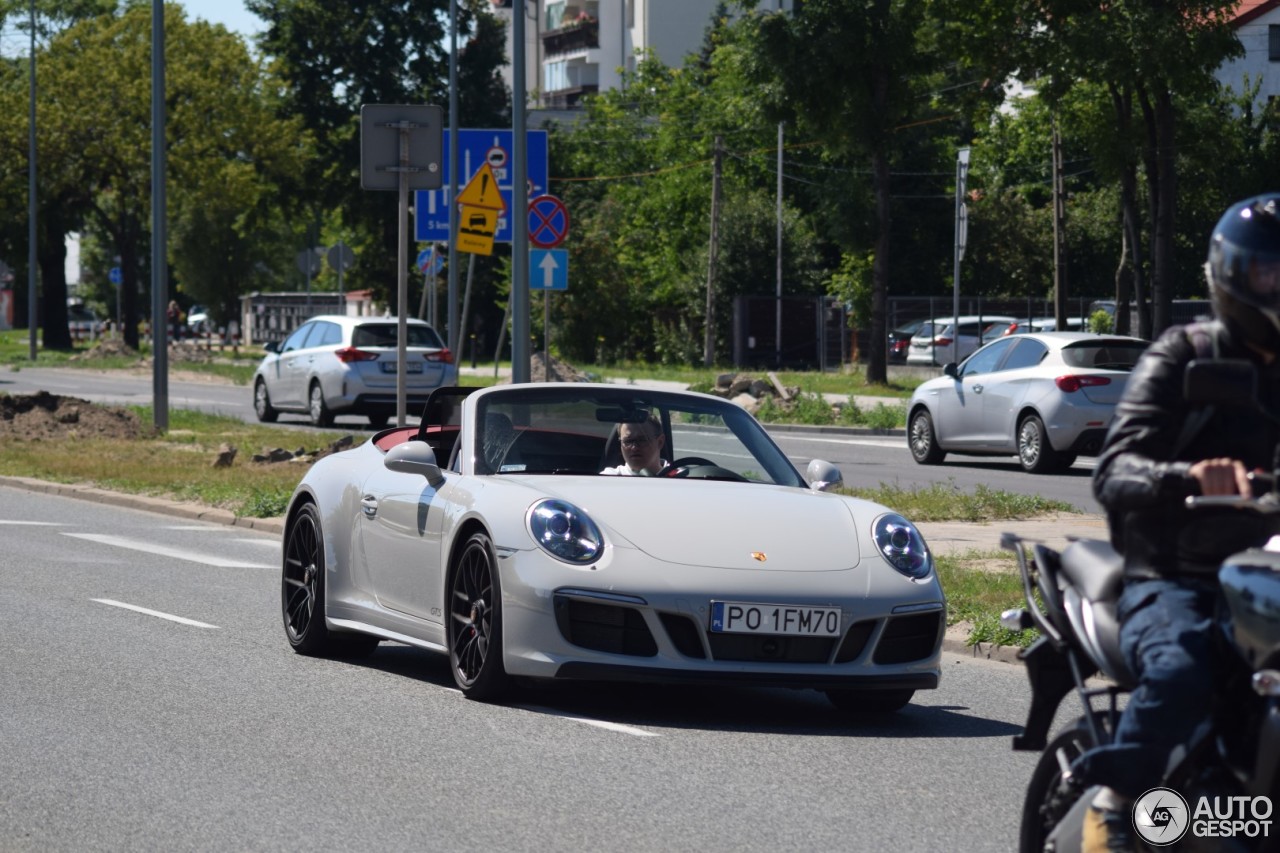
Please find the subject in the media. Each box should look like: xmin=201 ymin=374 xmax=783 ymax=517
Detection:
xmin=530 ymin=249 xmax=568 ymax=291
xmin=416 ymin=247 xmax=444 ymax=275
xmin=414 ymin=129 xmax=549 ymax=244
xmin=109 ymin=267 xmax=122 ymax=286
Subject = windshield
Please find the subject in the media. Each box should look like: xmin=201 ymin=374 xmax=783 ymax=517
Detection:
xmin=471 ymin=387 xmax=806 ymax=486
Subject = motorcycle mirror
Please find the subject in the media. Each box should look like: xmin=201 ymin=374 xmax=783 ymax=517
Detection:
xmin=1184 ymin=358 xmax=1257 ymax=406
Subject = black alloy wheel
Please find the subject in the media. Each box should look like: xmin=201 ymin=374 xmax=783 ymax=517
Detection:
xmin=281 ymin=503 xmax=378 ymax=657
xmin=448 ymin=531 xmax=510 ymax=701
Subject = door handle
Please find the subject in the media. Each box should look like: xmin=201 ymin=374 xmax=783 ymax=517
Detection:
xmin=361 ymin=495 xmax=378 ymax=518
xmin=972 ymin=384 xmax=984 ymax=394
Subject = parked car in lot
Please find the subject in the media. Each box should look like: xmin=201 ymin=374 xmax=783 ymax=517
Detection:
xmin=906 ymin=315 xmax=1015 ymax=366
xmin=281 ymin=383 xmax=944 ymax=712
xmin=252 ymin=315 xmax=456 ymax=428
xmin=66 ymin=301 xmax=103 ymax=339
xmin=186 ymin=304 xmax=210 ymax=334
xmin=888 ymin=318 xmax=926 ymax=363
xmin=981 ymin=316 xmax=1085 ymax=344
xmin=906 ymin=331 xmax=1150 ymax=473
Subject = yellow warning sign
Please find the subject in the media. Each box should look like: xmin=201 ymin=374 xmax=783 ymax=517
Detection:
xmin=457 ymin=205 xmax=498 ymax=255
xmin=454 ymin=162 xmax=507 ymax=211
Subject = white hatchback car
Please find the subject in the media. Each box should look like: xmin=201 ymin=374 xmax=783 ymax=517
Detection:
xmin=252 ymin=315 xmax=457 ymax=428
xmin=906 ymin=331 xmax=1149 ymax=473
xmin=906 ymin=315 xmax=1015 ymax=366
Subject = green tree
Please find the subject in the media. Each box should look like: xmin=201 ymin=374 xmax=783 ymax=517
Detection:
xmin=942 ymin=0 xmax=1243 ymax=337
xmin=731 ymin=0 xmax=944 ymax=383
xmin=0 ymin=0 xmax=116 ymax=349
xmin=245 ymin=0 xmax=510 ymax=315
xmin=4 ymin=4 xmax=309 ymax=349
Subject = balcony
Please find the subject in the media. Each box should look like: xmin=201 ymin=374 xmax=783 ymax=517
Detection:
xmin=543 ymin=85 xmax=599 ymax=109
xmin=542 ymin=20 xmax=599 ymax=56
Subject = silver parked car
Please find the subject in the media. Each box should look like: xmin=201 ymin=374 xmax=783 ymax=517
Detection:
xmin=905 ymin=315 xmax=1014 ymax=366
xmin=906 ymin=331 xmax=1149 ymax=473
xmin=252 ymin=315 xmax=457 ymax=428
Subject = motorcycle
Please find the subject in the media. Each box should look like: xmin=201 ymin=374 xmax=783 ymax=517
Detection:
xmin=1001 ymin=359 xmax=1280 ymax=852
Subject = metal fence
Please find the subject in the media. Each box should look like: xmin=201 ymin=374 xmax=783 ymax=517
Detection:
xmin=240 ymin=293 xmax=346 ymax=346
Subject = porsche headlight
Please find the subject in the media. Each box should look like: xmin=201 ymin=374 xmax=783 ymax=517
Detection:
xmin=873 ymin=513 xmax=932 ymax=579
xmin=528 ymin=499 xmax=603 ymax=564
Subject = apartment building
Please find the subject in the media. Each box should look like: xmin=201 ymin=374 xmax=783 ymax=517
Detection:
xmin=490 ymin=0 xmax=794 ymax=110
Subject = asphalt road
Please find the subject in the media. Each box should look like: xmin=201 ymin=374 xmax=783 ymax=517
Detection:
xmin=0 ymin=488 xmax=1057 ymax=851
xmin=0 ymin=366 xmax=1102 ymax=513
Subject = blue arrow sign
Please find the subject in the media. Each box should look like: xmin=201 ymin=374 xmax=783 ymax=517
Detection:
xmin=414 ymin=129 xmax=549 ymax=244
xmin=530 ymin=249 xmax=568 ymax=291
xmin=109 ymin=266 xmax=122 ymax=286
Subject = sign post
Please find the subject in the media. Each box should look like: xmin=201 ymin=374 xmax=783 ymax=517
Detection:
xmin=327 ymin=241 xmax=355 ymax=303
xmin=360 ymin=103 xmax=443 ymax=426
xmin=952 ymin=147 xmax=971 ymax=365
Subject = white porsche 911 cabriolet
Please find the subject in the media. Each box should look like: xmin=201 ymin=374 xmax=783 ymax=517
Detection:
xmin=281 ymin=383 xmax=944 ymax=713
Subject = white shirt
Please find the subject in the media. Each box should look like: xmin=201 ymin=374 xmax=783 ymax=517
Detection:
xmin=600 ymin=459 xmax=668 ymax=476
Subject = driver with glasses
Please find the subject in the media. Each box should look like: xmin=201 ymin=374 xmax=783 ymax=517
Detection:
xmin=600 ymin=413 xmax=668 ymax=476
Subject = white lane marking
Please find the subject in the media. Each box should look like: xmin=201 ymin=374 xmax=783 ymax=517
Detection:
xmin=62 ymin=533 xmax=273 ymax=569
xmin=91 ymin=598 xmax=219 ymax=629
xmin=0 ymin=520 xmax=65 ymax=525
xmin=522 ymin=706 xmax=659 ymax=737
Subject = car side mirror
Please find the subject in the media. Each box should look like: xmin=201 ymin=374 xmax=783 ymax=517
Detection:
xmin=384 ymin=440 xmax=445 ymax=487
xmin=943 ymin=362 xmax=959 ymax=379
xmin=806 ymin=459 xmax=843 ymax=492
xmin=263 ymin=341 xmax=279 ymax=354
xmin=1184 ymin=359 xmax=1256 ymax=406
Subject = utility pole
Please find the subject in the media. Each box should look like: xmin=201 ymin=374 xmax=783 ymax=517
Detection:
xmin=151 ymin=0 xmax=169 ymax=431
xmin=704 ymin=136 xmax=722 ymax=367
xmin=775 ymin=122 xmax=783 ymax=368
xmin=27 ymin=0 xmax=36 ymax=361
xmin=1052 ymin=116 xmax=1068 ymax=329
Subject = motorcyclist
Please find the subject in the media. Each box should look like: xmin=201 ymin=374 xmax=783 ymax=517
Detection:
xmin=1081 ymin=193 xmax=1280 ymax=852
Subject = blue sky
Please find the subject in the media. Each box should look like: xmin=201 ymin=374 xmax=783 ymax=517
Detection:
xmin=179 ymin=0 xmax=264 ymax=38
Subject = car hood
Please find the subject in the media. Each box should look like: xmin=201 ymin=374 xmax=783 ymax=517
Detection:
xmin=506 ymin=477 xmax=866 ymax=571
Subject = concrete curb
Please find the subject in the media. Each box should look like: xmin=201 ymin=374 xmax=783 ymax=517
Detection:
xmin=0 ymin=474 xmax=286 ymax=535
xmin=0 ymin=473 xmax=1029 ymax=666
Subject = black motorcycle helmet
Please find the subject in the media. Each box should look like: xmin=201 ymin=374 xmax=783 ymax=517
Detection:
xmin=1207 ymin=193 xmax=1280 ymax=355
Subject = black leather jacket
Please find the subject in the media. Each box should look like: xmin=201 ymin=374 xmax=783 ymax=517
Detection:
xmin=1093 ymin=320 xmax=1280 ymax=579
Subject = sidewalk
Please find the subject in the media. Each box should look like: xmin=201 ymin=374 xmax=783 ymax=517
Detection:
xmin=916 ymin=512 xmax=1109 ymax=557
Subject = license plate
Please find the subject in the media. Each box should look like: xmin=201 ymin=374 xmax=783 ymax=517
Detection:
xmin=380 ymin=361 xmax=423 ymax=373
xmin=709 ymin=601 xmax=841 ymax=637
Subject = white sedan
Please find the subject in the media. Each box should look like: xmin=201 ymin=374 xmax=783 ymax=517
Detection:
xmin=906 ymin=331 xmax=1149 ymax=473
xmin=281 ymin=383 xmax=945 ymax=713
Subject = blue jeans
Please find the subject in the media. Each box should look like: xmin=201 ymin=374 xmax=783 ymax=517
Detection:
xmin=1071 ymin=578 xmax=1218 ymax=800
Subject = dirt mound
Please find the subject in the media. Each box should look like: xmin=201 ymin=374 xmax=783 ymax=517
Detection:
xmin=529 ymin=352 xmax=592 ymax=383
xmin=69 ymin=338 xmax=140 ymax=361
xmin=0 ymin=391 xmax=148 ymax=440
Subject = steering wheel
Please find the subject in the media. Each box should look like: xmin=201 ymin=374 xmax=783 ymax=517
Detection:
xmin=659 ymin=457 xmax=748 ymax=482
xmin=659 ymin=456 xmax=717 ymax=477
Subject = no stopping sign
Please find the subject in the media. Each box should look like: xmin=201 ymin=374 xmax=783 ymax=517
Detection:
xmin=528 ymin=195 xmax=569 ymax=248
